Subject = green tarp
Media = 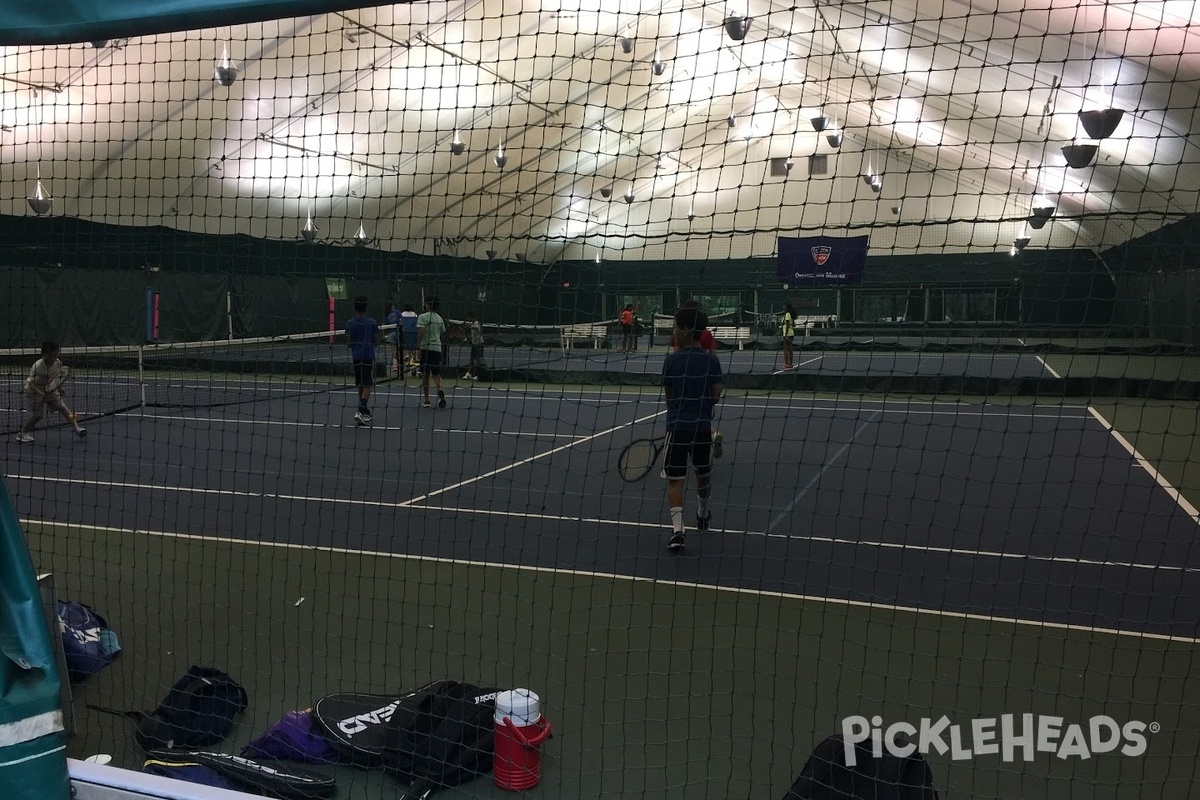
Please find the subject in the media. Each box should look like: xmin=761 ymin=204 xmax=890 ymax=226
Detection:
xmin=0 ymin=0 xmax=404 ymax=46
xmin=0 ymin=477 xmax=68 ymax=799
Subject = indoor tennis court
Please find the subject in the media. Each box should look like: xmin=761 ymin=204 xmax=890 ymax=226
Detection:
xmin=3 ymin=0 xmax=1200 ymax=798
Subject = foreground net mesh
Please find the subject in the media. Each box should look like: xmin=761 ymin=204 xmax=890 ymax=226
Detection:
xmin=2 ymin=4 xmax=1198 ymax=800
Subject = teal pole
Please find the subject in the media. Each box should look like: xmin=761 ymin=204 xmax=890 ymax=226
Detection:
xmin=0 ymin=477 xmax=69 ymax=799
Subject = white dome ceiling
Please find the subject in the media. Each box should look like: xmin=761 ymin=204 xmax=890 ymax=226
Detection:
xmin=1 ymin=0 xmax=1197 ymax=263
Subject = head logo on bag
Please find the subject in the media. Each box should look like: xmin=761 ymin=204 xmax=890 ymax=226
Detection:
xmin=313 ymin=680 xmax=451 ymax=768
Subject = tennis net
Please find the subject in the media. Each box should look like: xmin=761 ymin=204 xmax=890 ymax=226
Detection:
xmin=0 ymin=331 xmax=371 ymax=435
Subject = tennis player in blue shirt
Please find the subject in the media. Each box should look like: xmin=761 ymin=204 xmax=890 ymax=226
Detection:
xmin=661 ymin=306 xmax=724 ymax=552
xmin=345 ymin=295 xmax=381 ymax=426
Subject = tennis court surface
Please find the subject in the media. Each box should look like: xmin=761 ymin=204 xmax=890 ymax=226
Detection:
xmin=6 ymin=371 xmax=1200 ymax=799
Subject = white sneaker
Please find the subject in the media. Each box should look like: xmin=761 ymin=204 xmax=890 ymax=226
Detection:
xmin=16 ymin=432 xmax=33 ymax=443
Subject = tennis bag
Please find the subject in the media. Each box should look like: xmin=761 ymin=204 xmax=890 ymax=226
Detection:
xmin=312 ymin=679 xmax=450 ymax=768
xmin=381 ymin=681 xmax=500 ymax=800
xmin=57 ymin=600 xmax=121 ymax=682
xmin=145 ymin=750 xmax=336 ymax=800
xmin=97 ymin=666 xmax=248 ymax=752
xmin=783 ymin=734 xmax=939 ymax=800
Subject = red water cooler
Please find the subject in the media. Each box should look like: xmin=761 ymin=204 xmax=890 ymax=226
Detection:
xmin=493 ymin=689 xmax=552 ymax=791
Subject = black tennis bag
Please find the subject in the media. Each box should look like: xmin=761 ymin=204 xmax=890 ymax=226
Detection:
xmin=783 ymin=734 xmax=940 ymax=800
xmin=382 ymin=681 xmax=500 ymax=800
xmin=312 ymin=680 xmax=450 ymax=768
xmin=91 ymin=666 xmax=248 ymax=752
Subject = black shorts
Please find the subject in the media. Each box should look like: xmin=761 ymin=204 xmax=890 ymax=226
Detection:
xmin=664 ymin=429 xmax=713 ymax=480
xmin=470 ymin=344 xmax=484 ymax=360
xmin=353 ymin=360 xmax=375 ymax=387
xmin=419 ymin=349 xmax=442 ymax=375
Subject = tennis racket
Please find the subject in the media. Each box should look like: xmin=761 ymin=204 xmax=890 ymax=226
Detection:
xmin=617 ymin=434 xmax=669 ymax=482
xmin=45 ymin=366 xmax=70 ymax=394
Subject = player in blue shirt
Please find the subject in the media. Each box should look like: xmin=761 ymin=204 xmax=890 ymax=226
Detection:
xmin=345 ymin=295 xmax=381 ymax=426
xmin=661 ymin=306 xmax=724 ymax=552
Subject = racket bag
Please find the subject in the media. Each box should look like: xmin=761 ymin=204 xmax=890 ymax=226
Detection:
xmin=145 ymin=750 xmax=337 ymax=800
xmin=312 ymin=680 xmax=450 ymax=768
xmin=783 ymin=733 xmax=940 ymax=800
xmin=381 ymin=681 xmax=500 ymax=800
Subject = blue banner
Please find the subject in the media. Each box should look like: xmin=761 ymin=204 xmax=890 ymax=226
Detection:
xmin=778 ymin=235 xmax=868 ymax=284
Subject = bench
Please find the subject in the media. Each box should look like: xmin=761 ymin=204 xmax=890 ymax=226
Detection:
xmin=561 ymin=322 xmax=610 ymax=349
xmin=709 ymin=326 xmax=753 ymax=350
xmin=795 ymin=314 xmax=838 ymax=331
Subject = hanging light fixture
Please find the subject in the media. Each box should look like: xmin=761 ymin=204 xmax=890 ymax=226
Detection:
xmin=652 ymin=51 xmax=666 ymax=76
xmin=301 ymin=212 xmax=318 ymax=243
xmin=214 ymin=44 xmax=238 ymax=87
xmin=450 ymin=129 xmax=465 ymax=156
xmin=724 ymin=16 xmax=752 ymax=42
xmin=354 ymin=222 xmax=370 ymax=247
xmin=486 ymin=249 xmax=497 ymax=260
xmin=1028 ymin=186 xmax=1055 ymax=229
xmin=493 ymin=143 xmax=508 ymax=169
xmin=687 ymin=206 xmax=696 ymax=222
xmin=623 ymin=186 xmax=635 ymax=204
xmin=619 ymin=36 xmax=634 ymax=54
xmin=1078 ymin=108 xmax=1124 ymax=140
xmin=28 ymin=166 xmax=52 ymax=216
xmin=27 ymin=93 xmax=52 ymax=216
xmin=811 ymin=43 xmax=833 ymax=133
xmin=826 ymin=129 xmax=843 ymax=148
xmin=1061 ymin=143 xmax=1098 ymax=169
xmin=1076 ymin=4 xmax=1124 ymax=141
xmin=600 ymin=186 xmax=612 ymax=198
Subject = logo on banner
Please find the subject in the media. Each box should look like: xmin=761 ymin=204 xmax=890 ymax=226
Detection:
xmin=811 ymin=246 xmax=832 ymax=266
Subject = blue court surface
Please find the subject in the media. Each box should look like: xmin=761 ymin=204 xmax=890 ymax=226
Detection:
xmin=5 ymin=383 xmax=1196 ymax=640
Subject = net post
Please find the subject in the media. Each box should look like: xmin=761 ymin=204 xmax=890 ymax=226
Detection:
xmin=137 ymin=345 xmax=146 ymax=409
xmin=227 ymin=290 xmax=234 ymax=341
xmin=327 ymin=297 xmax=336 ymax=343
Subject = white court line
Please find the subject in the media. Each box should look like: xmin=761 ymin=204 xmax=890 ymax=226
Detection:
xmin=768 ymin=410 xmax=884 ymax=531
xmin=105 ymin=399 xmax=1092 ymax=422
xmin=1086 ymin=406 xmax=1200 ymax=526
xmin=9 ymin=474 xmax=1193 ymax=576
xmin=1017 ymin=338 xmax=1062 ymax=378
xmin=22 ymin=518 xmax=1197 ymax=645
xmin=400 ymin=408 xmax=666 ymax=505
xmin=127 ymin=413 xmax=587 ymax=439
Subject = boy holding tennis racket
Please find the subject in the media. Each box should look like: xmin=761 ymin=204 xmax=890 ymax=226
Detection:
xmin=16 ymin=342 xmax=86 ymax=443
xmin=661 ymin=307 xmax=724 ymax=552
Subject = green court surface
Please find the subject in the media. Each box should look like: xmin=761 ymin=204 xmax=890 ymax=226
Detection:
xmin=1042 ymin=353 xmax=1200 ymax=383
xmin=28 ymin=516 xmax=1200 ymax=800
